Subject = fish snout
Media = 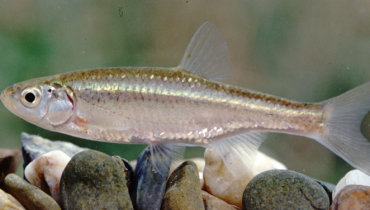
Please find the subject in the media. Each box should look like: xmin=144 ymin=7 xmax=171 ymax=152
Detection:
xmin=1 ymin=85 xmax=18 ymax=112
xmin=1 ymin=87 xmax=11 ymax=104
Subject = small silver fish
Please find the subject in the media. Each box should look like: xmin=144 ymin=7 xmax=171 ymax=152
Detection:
xmin=2 ymin=22 xmax=370 ymax=177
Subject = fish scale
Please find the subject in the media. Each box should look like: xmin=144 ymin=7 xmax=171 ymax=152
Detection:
xmin=55 ymin=67 xmax=324 ymax=146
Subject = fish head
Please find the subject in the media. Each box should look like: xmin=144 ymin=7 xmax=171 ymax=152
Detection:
xmin=1 ymin=76 xmax=75 ymax=129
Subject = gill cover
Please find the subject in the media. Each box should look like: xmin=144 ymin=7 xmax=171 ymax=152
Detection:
xmin=45 ymin=88 xmax=74 ymax=126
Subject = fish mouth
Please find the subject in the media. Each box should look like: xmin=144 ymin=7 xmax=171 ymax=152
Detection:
xmin=1 ymin=85 xmax=18 ymax=115
xmin=1 ymin=87 xmax=11 ymax=106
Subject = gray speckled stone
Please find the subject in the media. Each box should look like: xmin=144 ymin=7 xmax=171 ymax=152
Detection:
xmin=161 ymin=161 xmax=205 ymax=210
xmin=112 ymin=156 xmax=134 ymax=190
xmin=112 ymin=155 xmax=134 ymax=203
xmin=21 ymin=132 xmax=88 ymax=170
xmin=60 ymin=150 xmax=133 ymax=210
xmin=4 ymin=173 xmax=61 ymax=210
xmin=243 ymin=169 xmax=329 ymax=210
xmin=314 ymin=179 xmax=336 ymax=204
xmin=132 ymin=146 xmax=170 ymax=210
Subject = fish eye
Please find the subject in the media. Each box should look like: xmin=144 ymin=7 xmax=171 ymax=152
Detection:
xmin=20 ymin=88 xmax=41 ymax=108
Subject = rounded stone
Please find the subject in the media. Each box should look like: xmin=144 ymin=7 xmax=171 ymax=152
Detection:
xmin=332 ymin=169 xmax=370 ymax=200
xmin=4 ymin=174 xmax=61 ymax=210
xmin=25 ymin=150 xmax=71 ymax=204
xmin=111 ymin=156 xmax=134 ymax=191
xmin=161 ymin=161 xmax=204 ymax=210
xmin=0 ymin=188 xmax=26 ymax=210
xmin=330 ymin=185 xmax=370 ymax=210
xmin=132 ymin=146 xmax=170 ymax=210
xmin=60 ymin=150 xmax=133 ymax=210
xmin=0 ymin=148 xmax=22 ymax=185
xmin=203 ymin=147 xmax=286 ymax=207
xmin=243 ymin=169 xmax=329 ymax=210
xmin=202 ymin=190 xmax=238 ymax=210
xmin=21 ymin=132 xmax=88 ymax=171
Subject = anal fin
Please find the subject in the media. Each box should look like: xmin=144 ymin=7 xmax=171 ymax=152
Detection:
xmin=211 ymin=132 xmax=267 ymax=179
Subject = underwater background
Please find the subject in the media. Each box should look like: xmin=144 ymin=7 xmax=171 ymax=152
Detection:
xmin=1 ymin=0 xmax=370 ymax=183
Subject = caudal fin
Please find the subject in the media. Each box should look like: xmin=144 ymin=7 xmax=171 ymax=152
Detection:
xmin=314 ymin=82 xmax=370 ymax=175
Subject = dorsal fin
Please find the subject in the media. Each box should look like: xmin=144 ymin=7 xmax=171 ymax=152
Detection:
xmin=178 ymin=22 xmax=233 ymax=81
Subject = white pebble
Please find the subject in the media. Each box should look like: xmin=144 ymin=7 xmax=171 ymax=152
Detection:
xmin=25 ymin=150 xmax=71 ymax=204
xmin=203 ymin=147 xmax=286 ymax=207
xmin=332 ymin=169 xmax=370 ymax=199
xmin=0 ymin=188 xmax=25 ymax=210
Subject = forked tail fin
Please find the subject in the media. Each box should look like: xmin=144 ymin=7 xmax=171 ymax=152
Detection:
xmin=313 ymin=82 xmax=370 ymax=175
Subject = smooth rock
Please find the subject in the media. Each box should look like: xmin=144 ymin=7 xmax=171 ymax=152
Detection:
xmin=3 ymin=174 xmax=61 ymax=210
xmin=111 ymin=156 xmax=134 ymax=201
xmin=25 ymin=150 xmax=70 ymax=204
xmin=161 ymin=161 xmax=204 ymax=210
xmin=330 ymin=185 xmax=370 ymax=210
xmin=21 ymin=132 xmax=88 ymax=170
xmin=189 ymin=157 xmax=205 ymax=189
xmin=332 ymin=169 xmax=370 ymax=200
xmin=243 ymin=169 xmax=330 ymax=210
xmin=0 ymin=148 xmax=22 ymax=186
xmin=202 ymin=190 xmax=239 ymax=210
xmin=60 ymin=150 xmax=133 ymax=210
xmin=315 ymin=179 xmax=336 ymax=204
xmin=203 ymin=147 xmax=286 ymax=207
xmin=190 ymin=157 xmax=206 ymax=173
xmin=132 ymin=146 xmax=170 ymax=210
xmin=0 ymin=188 xmax=26 ymax=210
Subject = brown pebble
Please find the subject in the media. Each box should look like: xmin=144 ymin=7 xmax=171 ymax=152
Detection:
xmin=161 ymin=161 xmax=205 ymax=210
xmin=202 ymin=190 xmax=239 ymax=210
xmin=3 ymin=174 xmax=61 ymax=210
xmin=0 ymin=148 xmax=22 ymax=186
xmin=330 ymin=184 xmax=370 ymax=210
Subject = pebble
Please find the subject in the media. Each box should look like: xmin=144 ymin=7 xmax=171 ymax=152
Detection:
xmin=203 ymin=147 xmax=286 ymax=207
xmin=0 ymin=188 xmax=26 ymax=210
xmin=132 ymin=146 xmax=170 ymax=210
xmin=111 ymin=156 xmax=134 ymax=201
xmin=0 ymin=148 xmax=22 ymax=185
xmin=190 ymin=157 xmax=206 ymax=173
xmin=3 ymin=173 xmax=61 ymax=210
xmin=202 ymin=190 xmax=239 ymax=210
xmin=161 ymin=161 xmax=205 ymax=210
xmin=315 ymin=179 xmax=336 ymax=203
xmin=24 ymin=150 xmax=71 ymax=204
xmin=189 ymin=157 xmax=206 ymax=189
xmin=59 ymin=150 xmax=133 ymax=210
xmin=21 ymin=132 xmax=88 ymax=170
xmin=330 ymin=185 xmax=370 ymax=210
xmin=332 ymin=169 xmax=370 ymax=200
xmin=243 ymin=169 xmax=329 ymax=210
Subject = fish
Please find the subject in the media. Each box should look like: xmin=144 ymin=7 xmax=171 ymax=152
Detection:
xmin=2 ymin=22 xmax=370 ymax=178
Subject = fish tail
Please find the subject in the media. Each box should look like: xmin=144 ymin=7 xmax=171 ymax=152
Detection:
xmin=313 ymin=82 xmax=370 ymax=175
